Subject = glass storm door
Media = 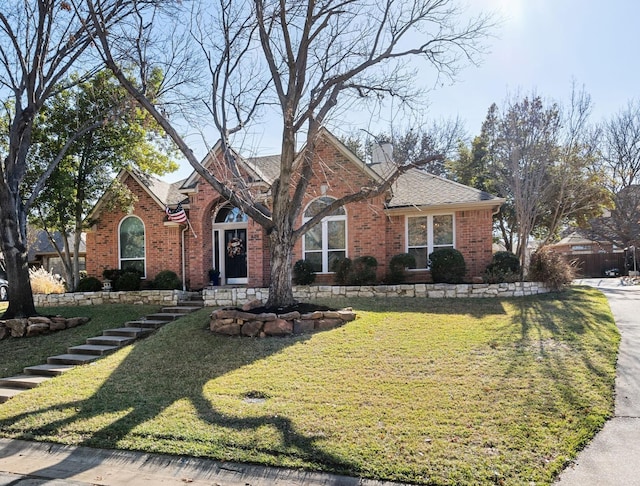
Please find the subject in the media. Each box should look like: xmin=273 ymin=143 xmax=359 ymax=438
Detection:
xmin=213 ymin=205 xmax=249 ymax=285
xmin=224 ymin=229 xmax=247 ymax=284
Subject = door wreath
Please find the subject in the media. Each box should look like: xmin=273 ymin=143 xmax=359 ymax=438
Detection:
xmin=227 ymin=237 xmax=244 ymax=258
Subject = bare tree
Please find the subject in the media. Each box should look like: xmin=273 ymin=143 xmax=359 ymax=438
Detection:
xmin=537 ymin=85 xmax=606 ymax=245
xmin=483 ymin=96 xmax=562 ymax=268
xmin=588 ymin=100 xmax=640 ymax=249
xmin=0 ymin=1 xmax=131 ymax=318
xmin=88 ymin=0 xmax=493 ymax=307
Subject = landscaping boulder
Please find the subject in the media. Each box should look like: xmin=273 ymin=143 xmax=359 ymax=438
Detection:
xmin=0 ymin=323 xmax=8 ymax=341
xmin=27 ymin=323 xmax=50 ymax=336
xmin=5 ymin=318 xmax=28 ymax=337
xmin=264 ymin=318 xmax=293 ymax=336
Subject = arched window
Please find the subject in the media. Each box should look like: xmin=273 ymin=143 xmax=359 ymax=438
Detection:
xmin=119 ymin=216 xmax=146 ymax=276
xmin=215 ymin=205 xmax=248 ymax=223
xmin=303 ymin=197 xmax=346 ymax=273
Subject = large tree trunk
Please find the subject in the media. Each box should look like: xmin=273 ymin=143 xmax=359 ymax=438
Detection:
xmin=266 ymin=222 xmax=296 ymax=309
xmin=0 ymin=188 xmax=37 ymax=318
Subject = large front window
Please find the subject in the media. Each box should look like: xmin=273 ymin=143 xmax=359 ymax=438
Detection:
xmin=303 ymin=197 xmax=346 ymax=273
xmin=119 ymin=216 xmax=145 ymax=276
xmin=407 ymin=214 xmax=454 ymax=269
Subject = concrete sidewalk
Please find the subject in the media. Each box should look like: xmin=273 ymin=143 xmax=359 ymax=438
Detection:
xmin=0 ymin=437 xmax=403 ymax=486
xmin=556 ymin=278 xmax=640 ymax=485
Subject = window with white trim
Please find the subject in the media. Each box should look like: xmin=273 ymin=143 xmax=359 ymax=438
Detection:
xmin=406 ymin=214 xmax=454 ymax=269
xmin=119 ymin=216 xmax=146 ymax=276
xmin=303 ymin=197 xmax=346 ymax=273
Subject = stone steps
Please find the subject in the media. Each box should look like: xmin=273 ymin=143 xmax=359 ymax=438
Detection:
xmin=0 ymin=295 xmax=204 ymax=404
xmin=24 ymin=364 xmax=76 ymax=377
xmin=103 ymin=326 xmax=154 ymax=338
xmin=0 ymin=374 xmax=52 ymax=389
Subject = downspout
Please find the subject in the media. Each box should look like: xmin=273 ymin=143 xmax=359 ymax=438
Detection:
xmin=182 ymin=226 xmax=188 ymax=291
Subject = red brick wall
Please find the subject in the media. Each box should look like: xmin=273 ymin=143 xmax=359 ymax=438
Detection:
xmin=85 ymin=175 xmax=182 ymax=282
xmin=455 ymin=208 xmax=494 ymax=277
xmin=87 ymin=135 xmax=497 ymax=288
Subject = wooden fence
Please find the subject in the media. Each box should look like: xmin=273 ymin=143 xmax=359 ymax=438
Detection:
xmin=564 ymin=253 xmax=626 ymax=277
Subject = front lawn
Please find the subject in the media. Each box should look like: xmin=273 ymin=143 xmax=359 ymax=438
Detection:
xmin=0 ymin=288 xmax=619 ymax=485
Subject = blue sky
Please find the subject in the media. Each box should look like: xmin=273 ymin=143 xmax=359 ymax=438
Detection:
xmin=165 ymin=0 xmax=639 ymax=182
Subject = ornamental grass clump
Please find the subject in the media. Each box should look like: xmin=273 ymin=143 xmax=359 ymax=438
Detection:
xmin=29 ymin=267 xmax=66 ymax=294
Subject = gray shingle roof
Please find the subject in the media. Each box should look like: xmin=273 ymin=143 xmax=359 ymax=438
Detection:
xmin=135 ymin=171 xmax=187 ymax=205
xmin=384 ymin=168 xmax=500 ymax=209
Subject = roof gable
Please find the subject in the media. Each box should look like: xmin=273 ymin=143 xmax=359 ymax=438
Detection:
xmin=87 ymin=169 xmax=186 ymax=221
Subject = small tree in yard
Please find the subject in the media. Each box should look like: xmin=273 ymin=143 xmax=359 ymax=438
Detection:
xmin=87 ymin=0 xmax=493 ymax=307
xmin=27 ymin=71 xmax=177 ymax=291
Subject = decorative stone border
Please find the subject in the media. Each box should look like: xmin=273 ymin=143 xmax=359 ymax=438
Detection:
xmin=210 ymin=307 xmax=356 ymax=337
xmin=203 ymin=282 xmax=550 ymax=307
xmin=0 ymin=316 xmax=91 ymax=340
xmin=33 ymin=290 xmax=183 ymax=307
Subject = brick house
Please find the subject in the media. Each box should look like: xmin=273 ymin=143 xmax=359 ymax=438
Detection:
xmin=85 ymin=128 xmax=503 ymax=289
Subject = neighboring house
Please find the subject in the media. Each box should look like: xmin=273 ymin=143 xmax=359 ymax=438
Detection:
xmin=28 ymin=230 xmax=87 ymax=277
xmin=548 ymin=230 xmax=621 ymax=256
xmin=548 ymin=230 xmax=625 ymax=277
xmin=85 ymin=128 xmax=503 ymax=289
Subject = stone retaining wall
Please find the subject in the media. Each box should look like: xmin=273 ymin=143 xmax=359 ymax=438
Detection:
xmin=210 ymin=308 xmax=356 ymax=337
xmin=203 ymin=282 xmax=549 ymax=307
xmin=33 ymin=290 xmax=182 ymax=307
xmin=0 ymin=316 xmax=90 ymax=340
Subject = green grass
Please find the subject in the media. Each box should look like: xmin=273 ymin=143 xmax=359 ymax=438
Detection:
xmin=0 ymin=288 xmax=619 ymax=485
xmin=0 ymin=304 xmax=160 ymax=377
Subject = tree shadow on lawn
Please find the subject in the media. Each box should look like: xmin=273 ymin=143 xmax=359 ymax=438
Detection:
xmin=321 ymin=295 xmax=508 ymax=318
xmin=0 ymin=314 xmax=357 ymax=481
xmin=500 ymin=289 xmax=618 ymax=421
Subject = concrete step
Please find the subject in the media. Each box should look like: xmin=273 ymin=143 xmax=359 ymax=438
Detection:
xmin=0 ymin=374 xmax=51 ymax=389
xmin=177 ymin=300 xmax=204 ymax=308
xmin=87 ymin=335 xmax=135 ymax=347
xmin=67 ymin=344 xmax=119 ymax=356
xmin=0 ymin=387 xmax=26 ymax=403
xmin=47 ymin=354 xmax=99 ymax=365
xmin=125 ymin=319 xmax=166 ymax=329
xmin=144 ymin=313 xmax=185 ymax=321
xmin=162 ymin=306 xmax=201 ymax=314
xmin=103 ymin=327 xmax=154 ymax=338
xmin=24 ymin=364 xmax=76 ymax=377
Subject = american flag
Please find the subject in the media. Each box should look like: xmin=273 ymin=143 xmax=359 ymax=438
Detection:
xmin=165 ymin=203 xmax=188 ymax=224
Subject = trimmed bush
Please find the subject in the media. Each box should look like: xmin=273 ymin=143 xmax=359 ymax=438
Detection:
xmin=528 ymin=246 xmax=575 ymax=291
xmin=331 ymin=257 xmax=352 ymax=285
xmin=428 ymin=248 xmax=466 ymax=284
xmin=153 ymin=270 xmax=181 ymax=290
xmin=76 ymin=276 xmax=103 ymax=292
xmin=484 ymin=251 xmax=521 ymax=283
xmin=113 ymin=271 xmax=142 ymax=291
xmin=387 ymin=253 xmax=416 ymax=284
xmin=349 ymin=256 xmax=378 ymax=285
xmin=293 ymin=259 xmax=316 ymax=285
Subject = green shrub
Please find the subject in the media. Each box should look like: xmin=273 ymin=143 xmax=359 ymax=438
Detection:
xmin=76 ymin=276 xmax=103 ymax=292
xmin=387 ymin=253 xmax=416 ymax=284
xmin=153 ymin=270 xmax=182 ymax=290
xmin=483 ymin=251 xmax=521 ymax=283
xmin=349 ymin=256 xmax=378 ymax=285
xmin=528 ymin=246 xmax=575 ymax=291
xmin=293 ymin=259 xmax=316 ymax=285
xmin=429 ymin=248 xmax=466 ymax=284
xmin=113 ymin=271 xmax=142 ymax=291
xmin=331 ymin=256 xmax=378 ymax=285
xmin=331 ymin=257 xmax=352 ymax=285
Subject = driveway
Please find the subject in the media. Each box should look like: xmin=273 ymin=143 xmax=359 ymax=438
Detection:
xmin=556 ymin=278 xmax=640 ymax=485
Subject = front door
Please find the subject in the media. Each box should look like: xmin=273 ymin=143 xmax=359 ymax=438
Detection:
xmin=213 ymin=205 xmax=249 ymax=285
xmin=224 ymin=229 xmax=247 ymax=284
